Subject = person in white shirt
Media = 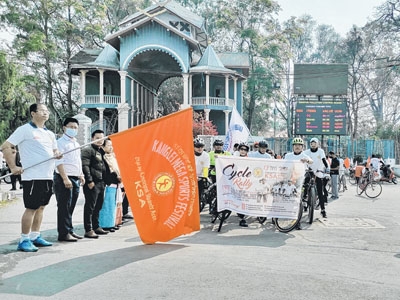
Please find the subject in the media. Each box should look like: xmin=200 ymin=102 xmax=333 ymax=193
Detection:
xmin=1 ymin=103 xmax=62 ymax=252
xmin=304 ymin=137 xmax=329 ymax=218
xmin=370 ymin=154 xmax=380 ymax=171
xmin=54 ymin=117 xmax=85 ymax=242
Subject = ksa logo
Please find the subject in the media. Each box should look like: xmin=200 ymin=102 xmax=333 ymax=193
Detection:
xmin=153 ymin=173 xmax=175 ymax=195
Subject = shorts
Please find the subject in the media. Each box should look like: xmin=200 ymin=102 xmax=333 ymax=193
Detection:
xmin=22 ymin=180 xmax=53 ymax=210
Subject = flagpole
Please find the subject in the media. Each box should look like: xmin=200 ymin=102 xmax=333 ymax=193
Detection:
xmin=0 ymin=135 xmax=111 ymax=180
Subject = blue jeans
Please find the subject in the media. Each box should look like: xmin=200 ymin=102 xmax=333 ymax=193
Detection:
xmin=331 ymin=174 xmax=339 ymax=198
xmin=53 ymin=174 xmax=80 ymax=237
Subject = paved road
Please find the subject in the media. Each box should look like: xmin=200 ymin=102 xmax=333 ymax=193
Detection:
xmin=0 ymin=180 xmax=399 ymax=299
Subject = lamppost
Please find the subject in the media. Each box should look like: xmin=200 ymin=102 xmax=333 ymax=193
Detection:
xmin=273 ymin=82 xmax=281 ymax=154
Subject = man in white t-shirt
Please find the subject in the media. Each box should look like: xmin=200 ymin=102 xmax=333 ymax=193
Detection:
xmin=304 ymin=137 xmax=329 ymax=218
xmin=1 ymin=103 xmax=62 ymax=252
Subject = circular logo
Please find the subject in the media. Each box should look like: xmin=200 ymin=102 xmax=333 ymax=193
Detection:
xmin=153 ymin=173 xmax=175 ymax=195
xmin=253 ymin=167 xmax=263 ymax=178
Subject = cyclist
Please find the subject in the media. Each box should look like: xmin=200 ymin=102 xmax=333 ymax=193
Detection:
xmin=209 ymin=139 xmax=231 ymax=183
xmin=235 ymin=142 xmax=250 ymax=227
xmin=284 ymin=137 xmax=312 ymax=164
xmin=248 ymin=140 xmax=272 ymax=159
xmin=194 ymin=138 xmax=210 ymax=209
xmin=236 ymin=142 xmax=250 ymax=157
xmin=284 ymin=137 xmax=313 ymax=229
xmin=304 ymin=137 xmax=329 ymax=218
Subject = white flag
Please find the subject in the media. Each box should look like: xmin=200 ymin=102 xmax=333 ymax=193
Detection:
xmin=223 ymin=107 xmax=250 ymax=152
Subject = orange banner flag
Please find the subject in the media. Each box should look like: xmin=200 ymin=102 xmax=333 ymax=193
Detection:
xmin=110 ymin=108 xmax=200 ymax=244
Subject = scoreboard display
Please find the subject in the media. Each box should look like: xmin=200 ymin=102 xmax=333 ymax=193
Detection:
xmin=294 ymin=100 xmax=347 ymax=135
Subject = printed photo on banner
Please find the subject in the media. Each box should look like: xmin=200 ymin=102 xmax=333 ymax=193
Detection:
xmin=216 ymin=156 xmax=305 ymax=219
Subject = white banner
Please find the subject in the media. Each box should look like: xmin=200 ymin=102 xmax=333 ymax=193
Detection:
xmin=223 ymin=107 xmax=250 ymax=152
xmin=216 ymin=156 xmax=305 ymax=219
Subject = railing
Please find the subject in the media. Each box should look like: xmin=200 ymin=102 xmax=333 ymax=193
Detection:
xmin=192 ymin=97 xmax=234 ymax=107
xmin=85 ymin=95 xmax=121 ymax=104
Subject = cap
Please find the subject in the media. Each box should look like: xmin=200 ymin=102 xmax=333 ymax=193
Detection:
xmin=310 ymin=137 xmax=319 ymax=143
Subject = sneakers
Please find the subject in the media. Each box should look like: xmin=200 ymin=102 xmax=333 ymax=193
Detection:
xmin=31 ymin=235 xmax=53 ymax=247
xmin=17 ymin=239 xmax=38 ymax=252
xmin=321 ymin=210 xmax=327 ymax=218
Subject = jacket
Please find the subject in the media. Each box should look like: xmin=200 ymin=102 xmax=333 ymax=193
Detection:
xmin=81 ymin=144 xmax=105 ymax=184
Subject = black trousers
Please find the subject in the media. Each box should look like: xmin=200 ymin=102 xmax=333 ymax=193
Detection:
xmin=54 ymin=174 xmax=80 ymax=237
xmin=316 ymin=177 xmax=326 ymax=211
xmin=83 ymin=181 xmax=105 ymax=232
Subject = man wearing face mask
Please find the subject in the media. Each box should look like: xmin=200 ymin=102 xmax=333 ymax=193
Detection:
xmin=54 ymin=118 xmax=85 ymax=242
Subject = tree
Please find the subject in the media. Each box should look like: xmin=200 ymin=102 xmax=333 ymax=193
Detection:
xmin=0 ymin=51 xmax=33 ymax=142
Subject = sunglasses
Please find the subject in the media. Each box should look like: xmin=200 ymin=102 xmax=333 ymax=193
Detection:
xmin=239 ymin=148 xmax=248 ymax=151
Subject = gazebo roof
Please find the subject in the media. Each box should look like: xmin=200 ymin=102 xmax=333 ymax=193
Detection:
xmin=190 ymin=45 xmax=238 ymax=75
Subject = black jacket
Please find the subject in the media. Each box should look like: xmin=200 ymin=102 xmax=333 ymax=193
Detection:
xmin=81 ymin=144 xmax=106 ymax=184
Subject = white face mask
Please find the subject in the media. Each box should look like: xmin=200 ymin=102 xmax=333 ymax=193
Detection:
xmin=65 ymin=127 xmax=78 ymax=137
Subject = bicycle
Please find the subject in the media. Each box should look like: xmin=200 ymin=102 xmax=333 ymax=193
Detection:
xmin=348 ymin=167 xmax=357 ymax=185
xmin=198 ymin=177 xmax=211 ymax=212
xmin=0 ymin=163 xmax=12 ymax=184
xmin=357 ymin=169 xmax=382 ymax=198
xmin=203 ymin=182 xmax=231 ymax=232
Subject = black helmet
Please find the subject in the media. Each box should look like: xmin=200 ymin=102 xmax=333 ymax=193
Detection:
xmin=258 ymin=140 xmax=268 ymax=148
xmin=193 ymin=138 xmax=205 ymax=147
xmin=213 ymin=139 xmax=224 ymax=146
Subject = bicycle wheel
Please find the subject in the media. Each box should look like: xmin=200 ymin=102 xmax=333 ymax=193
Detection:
xmin=364 ymin=181 xmax=382 ymax=198
xmin=209 ymin=198 xmax=218 ymax=223
xmin=307 ymin=187 xmax=316 ymax=224
xmin=348 ymin=174 xmax=357 ymax=185
xmin=3 ymin=170 xmax=12 ymax=184
xmin=257 ymin=217 xmax=267 ymax=224
xmin=199 ymin=193 xmax=207 ymax=212
xmin=341 ymin=175 xmax=347 ymax=191
xmin=326 ymin=179 xmax=332 ymax=194
xmin=274 ymin=201 xmax=303 ymax=233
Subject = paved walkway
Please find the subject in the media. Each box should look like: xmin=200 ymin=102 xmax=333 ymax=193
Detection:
xmin=0 ymin=180 xmax=400 ymax=299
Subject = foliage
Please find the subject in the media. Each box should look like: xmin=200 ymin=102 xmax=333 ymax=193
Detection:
xmin=157 ymin=77 xmax=182 ymax=116
xmin=193 ymin=112 xmax=218 ymax=136
xmin=0 ymin=51 xmax=33 ymax=142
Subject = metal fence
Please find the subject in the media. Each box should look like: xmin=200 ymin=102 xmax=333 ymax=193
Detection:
xmin=200 ymin=135 xmax=398 ymax=163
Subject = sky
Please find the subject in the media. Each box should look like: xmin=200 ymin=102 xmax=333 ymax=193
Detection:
xmin=277 ymin=0 xmax=386 ymax=36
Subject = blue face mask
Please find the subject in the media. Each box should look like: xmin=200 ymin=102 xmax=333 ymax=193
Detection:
xmin=65 ymin=128 xmax=78 ymax=137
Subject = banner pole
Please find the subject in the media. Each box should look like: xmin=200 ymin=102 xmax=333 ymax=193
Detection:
xmin=0 ymin=135 xmax=111 ymax=180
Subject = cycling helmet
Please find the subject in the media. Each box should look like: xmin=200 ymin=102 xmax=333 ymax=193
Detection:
xmin=238 ymin=142 xmax=249 ymax=151
xmin=292 ymin=137 xmax=304 ymax=145
xmin=258 ymin=140 xmax=268 ymax=148
xmin=213 ymin=139 xmax=224 ymax=146
xmin=194 ymin=138 xmax=205 ymax=147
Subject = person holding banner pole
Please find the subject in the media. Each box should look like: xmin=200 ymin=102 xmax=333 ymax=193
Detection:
xmin=236 ymin=142 xmax=250 ymax=227
xmin=54 ymin=117 xmax=85 ymax=242
xmin=1 ymin=103 xmax=62 ymax=252
xmin=209 ymin=139 xmax=231 ymax=183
